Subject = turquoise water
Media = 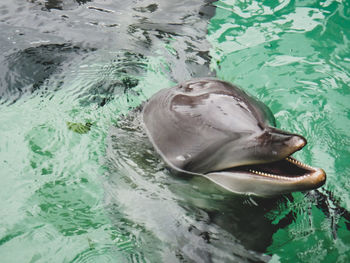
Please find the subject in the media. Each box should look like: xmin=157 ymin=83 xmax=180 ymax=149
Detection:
xmin=0 ymin=0 xmax=349 ymax=262
xmin=208 ymin=0 xmax=350 ymax=261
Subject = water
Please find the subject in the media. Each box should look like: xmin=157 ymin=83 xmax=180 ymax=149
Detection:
xmin=0 ymin=0 xmax=349 ymax=262
xmin=208 ymin=0 xmax=350 ymax=261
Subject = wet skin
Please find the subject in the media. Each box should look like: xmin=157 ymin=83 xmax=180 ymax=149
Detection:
xmin=142 ymin=78 xmax=326 ymax=196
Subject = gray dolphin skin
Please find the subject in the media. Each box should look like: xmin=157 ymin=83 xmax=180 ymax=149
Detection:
xmin=142 ymin=78 xmax=326 ymax=196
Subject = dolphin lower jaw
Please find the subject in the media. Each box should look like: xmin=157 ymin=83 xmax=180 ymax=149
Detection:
xmin=203 ymin=157 xmax=326 ymax=196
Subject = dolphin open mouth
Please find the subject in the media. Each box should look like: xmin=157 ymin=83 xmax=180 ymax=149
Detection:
xmin=203 ymin=141 xmax=326 ymax=196
xmin=205 ymin=131 xmax=326 ymax=194
xmin=203 ymin=154 xmax=326 ymax=196
xmin=226 ymin=156 xmax=326 ymax=184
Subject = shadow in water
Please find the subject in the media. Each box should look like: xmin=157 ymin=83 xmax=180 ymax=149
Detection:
xmin=0 ymin=44 xmax=95 ymax=104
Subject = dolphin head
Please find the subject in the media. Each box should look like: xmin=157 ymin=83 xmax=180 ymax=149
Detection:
xmin=142 ymin=78 xmax=326 ymax=196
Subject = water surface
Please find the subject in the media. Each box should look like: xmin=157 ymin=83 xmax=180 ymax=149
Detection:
xmin=208 ymin=0 xmax=350 ymax=262
xmin=0 ymin=0 xmax=349 ymax=262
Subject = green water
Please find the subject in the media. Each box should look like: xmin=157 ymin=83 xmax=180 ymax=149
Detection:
xmin=0 ymin=51 xmax=171 ymax=261
xmin=208 ymin=0 xmax=350 ymax=261
xmin=0 ymin=0 xmax=349 ymax=262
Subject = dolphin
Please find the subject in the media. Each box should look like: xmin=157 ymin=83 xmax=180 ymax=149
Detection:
xmin=142 ymin=78 xmax=326 ymax=196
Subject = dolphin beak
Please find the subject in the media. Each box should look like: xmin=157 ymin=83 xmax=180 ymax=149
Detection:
xmin=258 ymin=127 xmax=307 ymax=162
xmin=203 ymin=132 xmax=326 ymax=196
xmin=287 ymin=134 xmax=306 ymax=152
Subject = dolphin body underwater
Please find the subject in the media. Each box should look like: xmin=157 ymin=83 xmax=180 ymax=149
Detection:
xmin=141 ymin=78 xmax=326 ymax=197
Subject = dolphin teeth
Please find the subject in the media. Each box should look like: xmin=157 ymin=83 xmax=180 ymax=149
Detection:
xmin=248 ymin=167 xmax=303 ymax=181
xmin=286 ymin=157 xmax=313 ymax=170
xmin=248 ymin=156 xmax=317 ymax=180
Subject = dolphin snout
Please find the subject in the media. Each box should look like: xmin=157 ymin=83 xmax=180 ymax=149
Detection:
xmin=285 ymin=134 xmax=306 ymax=151
xmin=262 ymin=127 xmax=307 ymax=160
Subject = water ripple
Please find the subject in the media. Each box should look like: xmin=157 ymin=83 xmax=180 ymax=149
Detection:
xmin=208 ymin=0 xmax=350 ymax=261
xmin=0 ymin=0 xmax=218 ymax=262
